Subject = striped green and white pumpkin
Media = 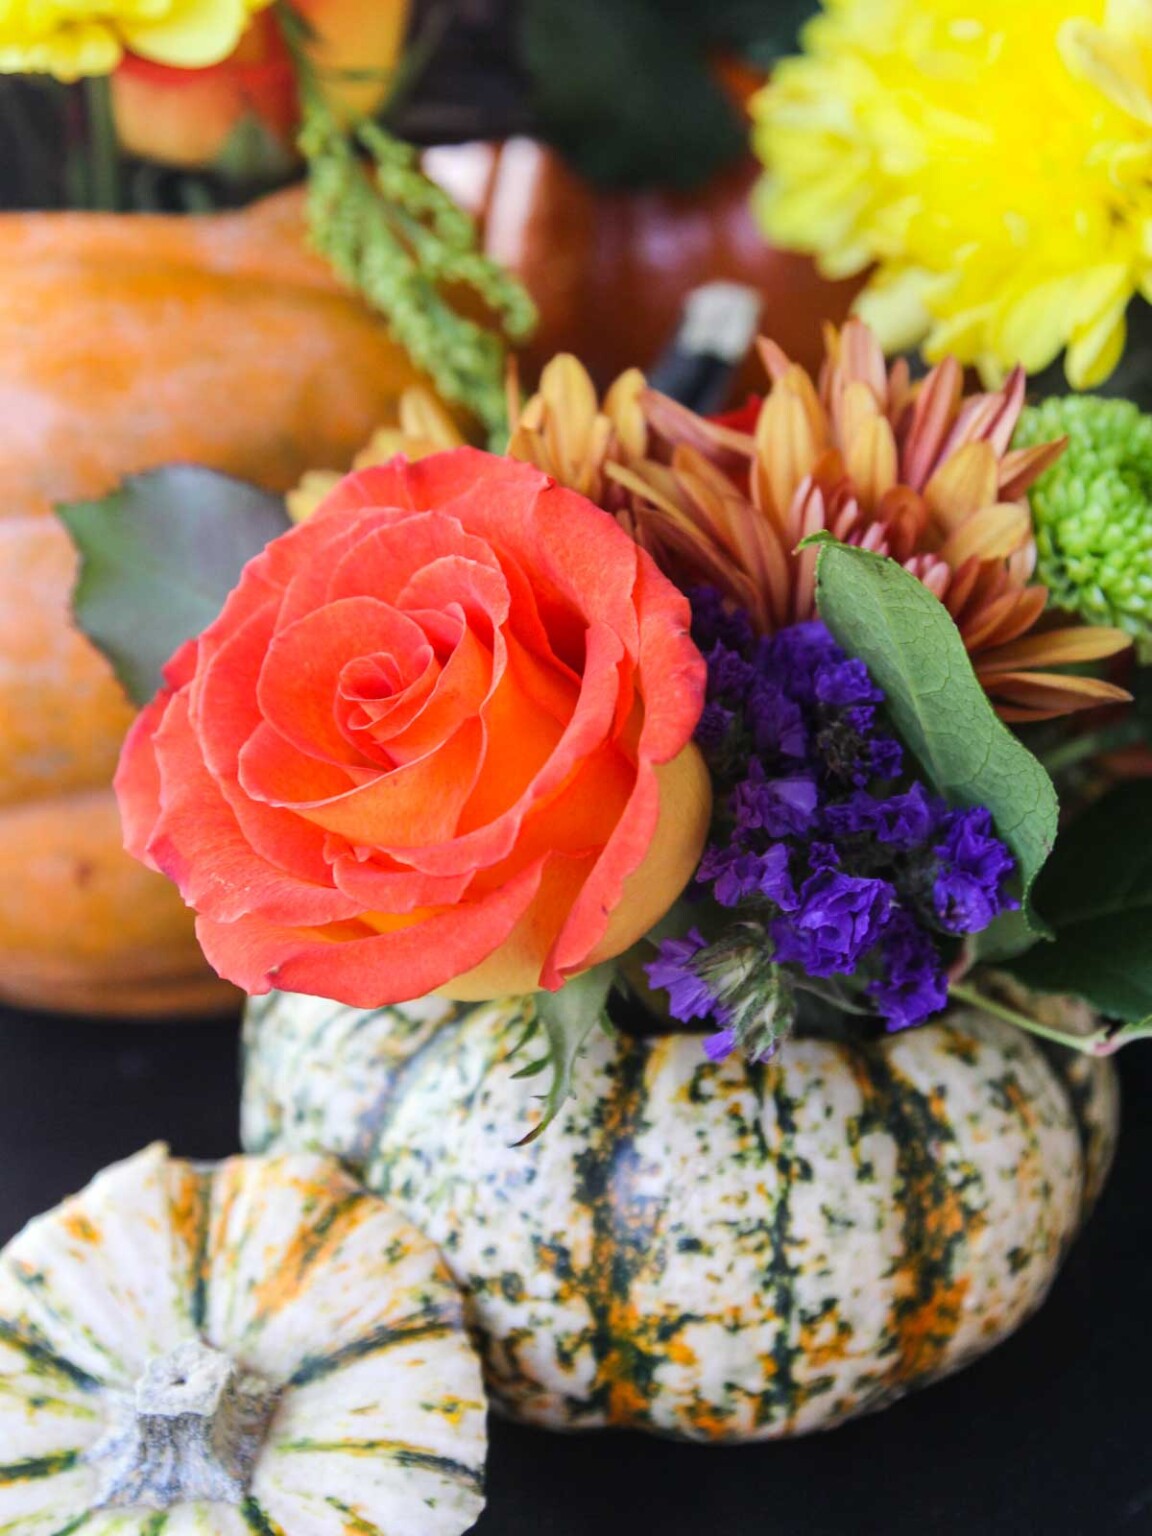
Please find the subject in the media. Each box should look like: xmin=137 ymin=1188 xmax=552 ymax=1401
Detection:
xmin=0 ymin=1143 xmax=487 ymax=1534
xmin=242 ymin=991 xmax=1119 ymax=1443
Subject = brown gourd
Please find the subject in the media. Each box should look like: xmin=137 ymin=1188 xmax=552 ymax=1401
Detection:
xmin=423 ymin=141 xmax=863 ymax=393
xmin=0 ymin=188 xmax=425 ymax=1016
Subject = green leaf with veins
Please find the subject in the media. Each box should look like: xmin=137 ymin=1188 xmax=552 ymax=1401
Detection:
xmin=57 ymin=467 xmax=289 ymax=707
xmin=511 ymin=962 xmax=618 ymax=1144
xmin=809 ymin=536 xmax=1058 ymax=932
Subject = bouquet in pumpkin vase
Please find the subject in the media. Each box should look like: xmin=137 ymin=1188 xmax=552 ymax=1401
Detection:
xmin=62 ymin=309 xmax=1152 ymax=1444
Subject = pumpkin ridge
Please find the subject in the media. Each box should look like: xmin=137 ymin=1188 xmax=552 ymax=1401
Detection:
xmin=744 ymin=1059 xmax=807 ymax=1435
xmin=269 ymin=1439 xmax=485 ymax=1495
xmin=244 ymin=1191 xmax=376 ymax=1332
xmin=287 ymin=1305 xmax=462 ymax=1389
xmin=0 ymin=1319 xmax=102 ymax=1394
xmin=1 ymin=1260 xmax=126 ymax=1386
xmin=167 ymin=1163 xmax=214 ymax=1335
xmin=0 ymin=1448 xmax=80 ymax=1483
xmin=241 ymin=1496 xmax=288 ymax=1535
xmin=324 ymin=1497 xmax=388 ymax=1535
xmin=341 ymin=1005 xmax=485 ymax=1172
xmin=577 ymin=1033 xmax=672 ymax=1429
xmin=854 ymin=1037 xmax=977 ymax=1401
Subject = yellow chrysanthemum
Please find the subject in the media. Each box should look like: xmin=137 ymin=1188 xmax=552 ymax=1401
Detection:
xmin=752 ymin=0 xmax=1152 ymax=389
xmin=0 ymin=0 xmax=272 ymax=80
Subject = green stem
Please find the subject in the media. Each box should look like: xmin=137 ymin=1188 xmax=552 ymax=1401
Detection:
xmin=948 ymin=980 xmax=1115 ymax=1055
xmin=84 ymin=75 xmax=121 ymax=211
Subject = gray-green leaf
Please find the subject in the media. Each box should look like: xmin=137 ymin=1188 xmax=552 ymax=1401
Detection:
xmin=513 ymin=961 xmax=618 ymax=1145
xmin=811 ymin=537 xmax=1058 ymax=929
xmin=57 ymin=467 xmax=289 ymax=707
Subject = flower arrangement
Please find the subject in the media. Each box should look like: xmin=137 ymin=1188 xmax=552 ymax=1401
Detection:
xmin=62 ymin=315 xmax=1152 ymax=1138
xmin=4 ymin=0 xmax=1152 ymax=1484
xmin=751 ymin=0 xmax=1152 ymax=390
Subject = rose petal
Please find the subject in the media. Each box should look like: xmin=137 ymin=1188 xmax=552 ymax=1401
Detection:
xmin=147 ymin=693 xmax=360 ymax=926
xmin=197 ymin=857 xmax=547 ymax=1005
xmin=257 ymin=596 xmax=437 ymax=768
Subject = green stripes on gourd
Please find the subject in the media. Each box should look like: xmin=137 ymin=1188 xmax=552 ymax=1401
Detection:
xmin=288 ymin=1306 xmax=459 ymax=1388
xmin=242 ymin=991 xmax=1118 ymax=1444
xmin=0 ymin=1449 xmax=80 ymax=1483
xmin=271 ymin=1441 xmax=484 ymax=1496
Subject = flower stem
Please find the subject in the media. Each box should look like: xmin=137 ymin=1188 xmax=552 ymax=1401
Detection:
xmin=84 ymin=75 xmax=121 ymax=211
xmin=948 ymin=980 xmax=1116 ymax=1055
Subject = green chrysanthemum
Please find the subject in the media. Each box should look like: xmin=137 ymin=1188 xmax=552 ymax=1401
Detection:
xmin=1015 ymin=396 xmax=1152 ymax=652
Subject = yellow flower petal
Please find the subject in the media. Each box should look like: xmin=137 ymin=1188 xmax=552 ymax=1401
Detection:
xmin=120 ymin=0 xmax=252 ymax=68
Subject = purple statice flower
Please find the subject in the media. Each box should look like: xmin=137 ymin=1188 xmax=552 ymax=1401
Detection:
xmin=703 ymin=1027 xmax=739 ymax=1063
xmin=869 ymin=734 xmax=905 ymax=781
xmin=732 ymin=760 xmax=819 ymax=838
xmin=708 ymin=644 xmax=756 ymax=701
xmin=653 ymin=593 xmax=1021 ymax=1056
xmin=764 ymin=621 xmax=842 ymax=702
xmin=689 ymin=586 xmax=755 ymax=656
xmin=746 ymin=681 xmax=807 ymax=758
xmin=932 ymin=807 xmax=1019 ymax=934
xmin=825 ymin=783 xmax=941 ymax=851
xmin=772 ymin=872 xmax=895 ymax=978
xmin=815 ymin=656 xmax=882 ymax=709
xmin=696 ymin=701 xmax=734 ymax=753
xmin=867 ymin=913 xmax=950 ymax=1031
xmin=698 ymin=842 xmax=798 ymax=911
xmin=646 ymin=930 xmax=718 ymax=1023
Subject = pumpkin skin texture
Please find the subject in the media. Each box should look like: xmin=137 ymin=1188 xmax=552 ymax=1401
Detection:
xmin=423 ymin=139 xmax=864 ymax=392
xmin=242 ymin=991 xmax=1118 ymax=1442
xmin=0 ymin=188 xmax=424 ymax=512
xmin=0 ymin=189 xmax=423 ymax=1015
xmin=0 ymin=1144 xmax=487 ymax=1534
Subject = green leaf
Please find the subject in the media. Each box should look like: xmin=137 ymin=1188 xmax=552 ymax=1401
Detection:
xmin=692 ymin=0 xmax=818 ymax=67
xmin=57 ymin=467 xmax=289 ymax=707
xmin=512 ymin=962 xmax=618 ymax=1145
xmin=1006 ymin=782 xmax=1152 ymax=1023
xmin=519 ymin=0 xmax=746 ymax=190
xmin=810 ymin=537 xmax=1059 ymax=927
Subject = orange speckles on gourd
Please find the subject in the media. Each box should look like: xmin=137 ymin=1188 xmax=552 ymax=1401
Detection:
xmin=249 ymin=1195 xmax=372 ymax=1326
xmin=427 ymin=1396 xmax=485 ymax=1426
xmin=683 ymin=1400 xmax=734 ymax=1439
xmin=665 ymin=1338 xmax=698 ymax=1369
xmin=798 ymin=1304 xmax=854 ymax=1370
xmin=60 ymin=1211 xmax=101 ymax=1246
xmin=889 ymin=1274 xmax=971 ymax=1384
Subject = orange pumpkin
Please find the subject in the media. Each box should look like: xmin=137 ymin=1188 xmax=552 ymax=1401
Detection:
xmin=425 ymin=139 xmax=863 ymax=393
xmin=0 ymin=188 xmax=424 ymax=1017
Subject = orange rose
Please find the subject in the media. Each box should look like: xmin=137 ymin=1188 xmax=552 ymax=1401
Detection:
xmin=116 ymin=449 xmax=711 ymax=1004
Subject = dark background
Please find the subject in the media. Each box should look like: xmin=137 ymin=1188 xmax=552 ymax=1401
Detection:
xmin=0 ymin=1000 xmax=1150 ymax=1535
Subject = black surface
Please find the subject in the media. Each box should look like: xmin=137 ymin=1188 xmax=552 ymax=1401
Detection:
xmin=0 ymin=1002 xmax=1150 ymax=1533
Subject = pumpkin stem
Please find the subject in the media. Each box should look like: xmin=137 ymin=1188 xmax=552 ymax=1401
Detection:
xmin=90 ymin=1340 xmax=279 ymax=1511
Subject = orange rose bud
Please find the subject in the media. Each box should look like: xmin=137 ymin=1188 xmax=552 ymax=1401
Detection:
xmin=111 ymin=0 xmax=411 ymax=170
xmin=116 ymin=450 xmax=711 ymax=1005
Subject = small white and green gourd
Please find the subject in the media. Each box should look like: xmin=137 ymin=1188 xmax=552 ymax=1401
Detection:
xmin=243 ymin=990 xmax=1119 ymax=1443
xmin=0 ymin=1143 xmax=487 ymax=1534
